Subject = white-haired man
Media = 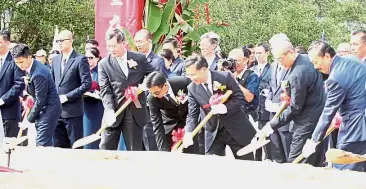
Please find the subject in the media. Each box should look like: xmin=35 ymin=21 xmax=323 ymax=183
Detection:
xmin=199 ymin=32 xmax=220 ymax=71
xmin=257 ymin=35 xmax=326 ymax=165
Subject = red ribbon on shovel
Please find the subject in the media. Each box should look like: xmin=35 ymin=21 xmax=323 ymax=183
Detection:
xmin=124 ymin=86 xmax=142 ymax=108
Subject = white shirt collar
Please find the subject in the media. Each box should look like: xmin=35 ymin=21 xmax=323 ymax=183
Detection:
xmin=166 ymin=81 xmax=175 ymax=98
xmin=258 ymin=63 xmax=266 ymax=71
xmin=237 ymin=67 xmax=248 ymax=79
xmin=362 ymin=56 xmax=366 ymax=62
xmin=62 ymin=49 xmax=73 ymax=61
xmin=26 ymin=59 xmax=34 ymax=74
xmin=201 ymin=70 xmax=213 ymax=94
xmin=0 ymin=51 xmax=9 ymax=63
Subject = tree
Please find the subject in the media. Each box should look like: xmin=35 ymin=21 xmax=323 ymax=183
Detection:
xmin=0 ymin=0 xmax=94 ymax=53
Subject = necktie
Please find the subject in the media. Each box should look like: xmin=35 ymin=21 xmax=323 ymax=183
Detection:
xmin=204 ymin=83 xmax=213 ymax=97
xmin=259 ymin=68 xmax=262 ymax=76
xmin=276 ymin=66 xmax=282 ymax=85
xmin=118 ymin=58 xmax=128 ymax=77
xmin=62 ymin=59 xmax=67 ymax=74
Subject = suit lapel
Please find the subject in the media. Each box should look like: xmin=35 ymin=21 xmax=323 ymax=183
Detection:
xmin=209 ymin=55 xmax=219 ymax=71
xmin=273 ymin=67 xmax=289 ymax=96
xmin=59 ymin=51 xmax=76 ymax=84
xmin=0 ymin=53 xmax=12 ymax=81
xmin=260 ymin=64 xmax=270 ymax=79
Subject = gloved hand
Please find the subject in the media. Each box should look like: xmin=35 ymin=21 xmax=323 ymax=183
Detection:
xmin=0 ymin=99 xmax=4 ymax=106
xmin=2 ymin=137 xmax=17 ymax=152
xmin=257 ymin=123 xmax=274 ymax=139
xmin=182 ymin=132 xmax=193 ymax=149
xmin=103 ymin=109 xmax=116 ymax=126
xmin=18 ymin=119 xmax=32 ymax=130
xmin=59 ymin=95 xmax=68 ymax=104
xmin=269 ymin=117 xmax=280 ymax=128
xmin=211 ymin=104 xmax=227 ymax=115
xmin=302 ymin=139 xmax=318 ymax=158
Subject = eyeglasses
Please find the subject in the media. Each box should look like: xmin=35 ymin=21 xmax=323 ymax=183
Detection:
xmin=56 ymin=39 xmax=71 ymax=43
xmin=87 ymin=56 xmax=95 ymax=60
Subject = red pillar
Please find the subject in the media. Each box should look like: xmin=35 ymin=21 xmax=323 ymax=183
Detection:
xmin=95 ymin=0 xmax=145 ymax=57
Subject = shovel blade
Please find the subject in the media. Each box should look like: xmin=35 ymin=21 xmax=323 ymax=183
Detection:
xmin=72 ymin=134 xmax=101 ymax=149
xmin=237 ymin=139 xmax=270 ymax=157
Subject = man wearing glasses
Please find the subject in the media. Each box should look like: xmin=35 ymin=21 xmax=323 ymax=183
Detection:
xmin=257 ymin=34 xmax=325 ymax=166
xmin=145 ymin=71 xmax=197 ymax=153
xmin=51 ymin=30 xmax=92 ymax=148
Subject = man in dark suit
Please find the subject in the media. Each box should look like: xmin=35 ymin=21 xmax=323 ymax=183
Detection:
xmin=99 ymin=28 xmax=156 ymax=151
xmin=134 ymin=29 xmax=166 ymax=151
xmin=0 ymin=31 xmax=25 ymax=138
xmin=51 ymin=30 xmax=92 ymax=148
xmin=182 ymin=55 xmax=256 ymax=160
xmin=252 ymin=43 xmax=272 ymax=161
xmin=162 ymin=37 xmax=185 ymax=77
xmin=11 ymin=44 xmax=61 ymax=146
xmin=307 ymin=41 xmax=366 ymax=172
xmin=200 ymin=32 xmax=220 ymax=71
xmin=146 ymin=71 xmax=197 ymax=152
xmin=259 ymin=38 xmax=325 ymax=165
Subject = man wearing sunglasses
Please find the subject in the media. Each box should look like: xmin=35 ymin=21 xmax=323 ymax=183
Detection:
xmin=145 ymin=71 xmax=197 ymax=153
xmin=51 ymin=30 xmax=92 ymax=149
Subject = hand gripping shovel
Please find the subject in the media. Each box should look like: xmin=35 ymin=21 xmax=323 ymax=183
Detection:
xmin=171 ymin=90 xmax=233 ymax=152
xmin=236 ymin=101 xmax=289 ymax=157
xmin=72 ymin=88 xmax=144 ymax=149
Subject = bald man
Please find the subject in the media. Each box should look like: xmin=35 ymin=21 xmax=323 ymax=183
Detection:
xmin=257 ymin=36 xmax=325 ymax=165
xmin=336 ymin=43 xmax=351 ymax=57
xmin=51 ymin=30 xmax=92 ymax=148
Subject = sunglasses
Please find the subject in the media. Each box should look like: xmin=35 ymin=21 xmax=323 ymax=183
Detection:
xmin=87 ymin=56 xmax=95 ymax=60
xmin=56 ymin=38 xmax=70 ymax=43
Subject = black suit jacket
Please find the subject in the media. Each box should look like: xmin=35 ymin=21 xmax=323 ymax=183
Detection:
xmin=271 ymin=55 xmax=325 ymax=132
xmin=147 ymin=51 xmax=168 ymax=78
xmin=0 ymin=52 xmax=25 ymax=121
xmin=98 ymin=51 xmax=155 ymax=128
xmin=51 ymin=50 xmax=92 ymax=118
xmin=186 ymin=71 xmax=256 ymax=152
xmin=148 ymin=76 xmax=191 ymax=151
xmin=27 ymin=60 xmax=61 ymax=123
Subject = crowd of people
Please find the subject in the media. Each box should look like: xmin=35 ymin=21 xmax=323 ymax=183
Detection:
xmin=1 ymin=26 xmax=366 ymax=172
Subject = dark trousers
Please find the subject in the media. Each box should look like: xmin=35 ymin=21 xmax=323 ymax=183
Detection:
xmin=207 ymin=127 xmax=254 ymax=160
xmin=142 ymin=107 xmax=158 ymax=151
xmin=3 ymin=119 xmax=18 ymax=138
xmin=270 ymin=129 xmax=292 ymax=163
xmin=288 ymin=128 xmax=324 ymax=166
xmin=333 ymin=141 xmax=366 ymax=172
xmin=35 ymin=117 xmax=58 ymax=147
xmin=53 ymin=117 xmax=83 ymax=148
xmin=255 ymin=120 xmax=272 ymax=161
xmin=100 ymin=108 xmax=143 ymax=151
xmin=198 ymin=110 xmax=206 ymax=155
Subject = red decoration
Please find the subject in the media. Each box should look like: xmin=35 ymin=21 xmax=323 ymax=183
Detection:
xmin=91 ymin=81 xmax=100 ymax=91
xmin=332 ymin=112 xmax=342 ymax=129
xmin=280 ymin=92 xmax=291 ymax=105
xmin=0 ymin=166 xmax=23 ymax=173
xmin=202 ymin=94 xmax=224 ymax=109
xmin=22 ymin=96 xmax=34 ymax=109
xmin=204 ymin=3 xmax=210 ymax=24
xmin=124 ymin=86 xmax=142 ymax=108
xmin=171 ymin=128 xmax=185 ymax=151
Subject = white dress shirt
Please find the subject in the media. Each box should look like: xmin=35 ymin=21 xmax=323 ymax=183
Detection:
xmin=164 ymin=82 xmax=177 ymax=103
xmin=202 ymin=70 xmax=213 ymax=95
xmin=117 ymin=52 xmax=129 ymax=77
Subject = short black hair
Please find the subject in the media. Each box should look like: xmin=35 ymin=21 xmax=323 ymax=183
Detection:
xmin=163 ymin=37 xmax=179 ymax=48
xmin=245 ymin=44 xmax=254 ymax=49
xmin=185 ymin=55 xmax=208 ymax=69
xmin=295 ymin=46 xmax=308 ymax=54
xmin=352 ymin=29 xmax=366 ymax=43
xmin=256 ymin=42 xmax=270 ymax=52
xmin=105 ymin=28 xmax=126 ymax=43
xmin=145 ymin=71 xmax=167 ymax=89
xmin=0 ymin=30 xmax=10 ymax=42
xmin=85 ymin=39 xmax=99 ymax=47
xmin=159 ymin=49 xmax=175 ymax=62
xmin=242 ymin=47 xmax=251 ymax=58
xmin=11 ymin=44 xmax=32 ymax=58
xmin=86 ymin=47 xmax=101 ymax=58
xmin=49 ymin=50 xmax=60 ymax=55
xmin=308 ymin=41 xmax=336 ymax=58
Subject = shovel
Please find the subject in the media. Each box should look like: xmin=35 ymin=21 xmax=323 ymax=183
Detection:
xmin=325 ymin=148 xmax=366 ymax=164
xmin=237 ymin=101 xmax=289 ymax=156
xmin=171 ymin=90 xmax=233 ymax=152
xmin=72 ymin=89 xmax=143 ymax=149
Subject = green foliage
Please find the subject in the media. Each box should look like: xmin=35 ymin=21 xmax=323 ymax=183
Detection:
xmin=0 ymin=0 xmax=94 ymax=53
xmin=208 ymin=0 xmax=366 ymax=53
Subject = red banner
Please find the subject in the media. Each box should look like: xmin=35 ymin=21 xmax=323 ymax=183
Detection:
xmin=95 ymin=0 xmax=145 ymax=57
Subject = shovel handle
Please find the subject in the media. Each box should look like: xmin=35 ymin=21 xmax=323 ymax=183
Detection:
xmin=96 ymin=89 xmax=143 ymax=136
xmin=172 ymin=90 xmax=233 ymax=152
xmin=17 ymin=108 xmax=31 ymax=138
